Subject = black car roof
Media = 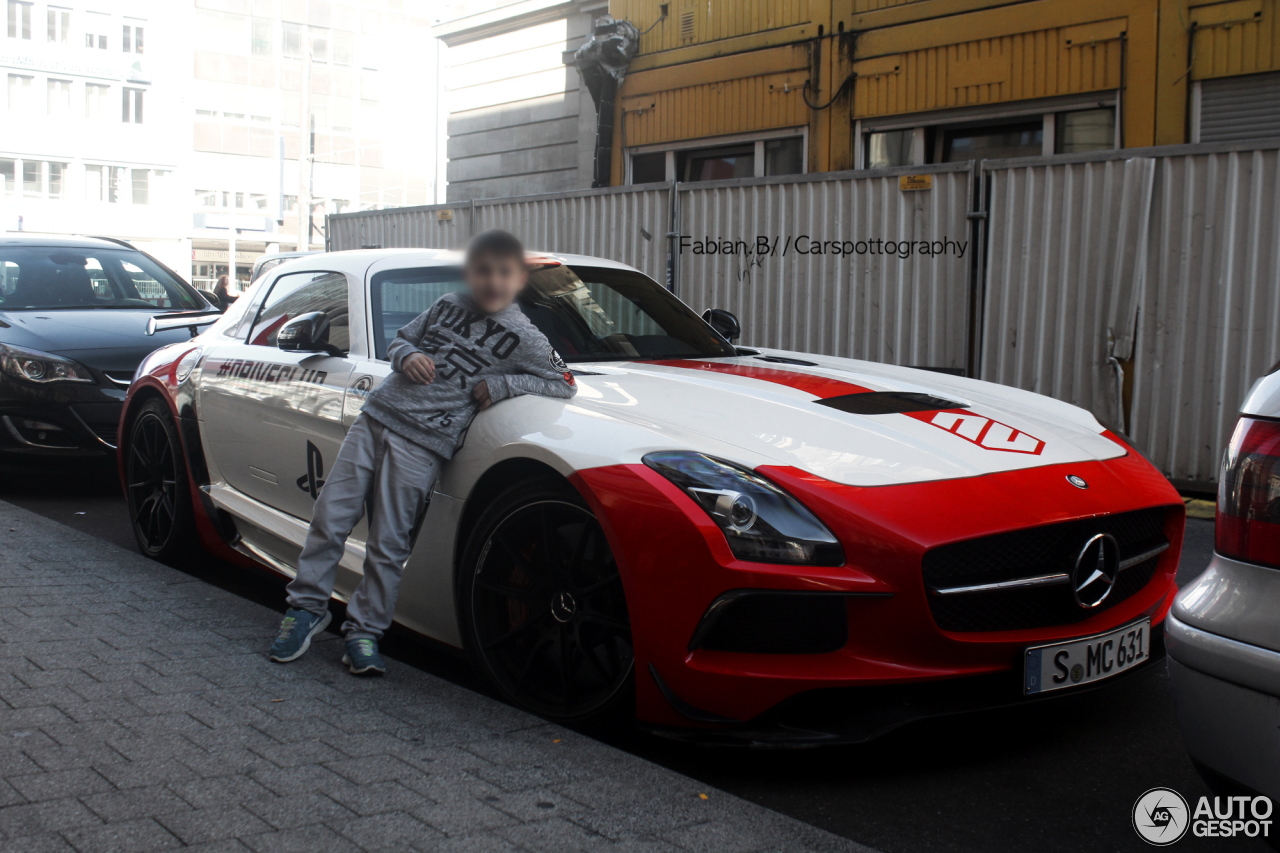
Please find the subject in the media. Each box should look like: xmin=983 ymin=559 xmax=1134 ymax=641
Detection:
xmin=0 ymin=234 xmax=136 ymax=250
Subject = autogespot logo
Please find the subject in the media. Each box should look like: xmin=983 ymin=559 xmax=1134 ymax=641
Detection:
xmin=1133 ymin=788 xmax=1190 ymax=846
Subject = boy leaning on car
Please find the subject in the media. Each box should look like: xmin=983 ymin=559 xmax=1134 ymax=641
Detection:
xmin=267 ymin=229 xmax=578 ymax=675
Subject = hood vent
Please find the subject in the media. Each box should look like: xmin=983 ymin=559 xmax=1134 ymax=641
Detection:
xmin=816 ymin=392 xmax=968 ymax=415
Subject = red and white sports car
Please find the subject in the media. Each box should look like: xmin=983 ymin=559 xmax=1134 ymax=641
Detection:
xmin=119 ymin=249 xmax=1184 ymax=743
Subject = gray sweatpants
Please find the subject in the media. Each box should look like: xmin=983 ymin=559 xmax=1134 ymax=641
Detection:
xmin=286 ymin=413 xmax=442 ymax=640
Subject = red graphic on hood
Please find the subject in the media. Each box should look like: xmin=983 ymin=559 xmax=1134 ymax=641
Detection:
xmin=905 ymin=409 xmax=1045 ymax=454
xmin=650 ymin=360 xmax=872 ymax=399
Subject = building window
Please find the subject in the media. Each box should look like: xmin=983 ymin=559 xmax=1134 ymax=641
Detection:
xmin=1057 ymin=108 xmax=1116 ymax=154
xmin=251 ymin=17 xmax=272 ymax=55
xmin=6 ymin=73 xmax=32 ymax=112
xmin=865 ymin=130 xmax=914 ymax=169
xmin=85 ymin=164 xmax=113 ymax=202
xmin=309 ymin=26 xmax=328 ymax=62
xmin=48 ymin=161 xmax=64 ymax=197
xmin=940 ymin=120 xmax=1043 ymax=162
xmin=6 ymin=0 xmax=31 ymax=39
xmin=86 ymin=165 xmax=160 ymax=203
xmin=282 ymin=21 xmax=301 ymax=58
xmin=631 ymin=152 xmax=666 ymax=184
xmin=85 ymin=83 xmax=110 ymax=119
xmin=46 ymin=6 xmax=69 ymax=43
xmin=122 ymin=87 xmax=143 ymax=123
xmin=22 ymin=160 xmax=39 ymax=196
xmin=764 ymin=137 xmax=804 ymax=176
xmin=678 ymin=144 xmax=754 ymax=181
xmin=46 ymin=78 xmax=71 ymax=117
xmin=333 ymin=30 xmax=352 ymax=65
xmin=859 ymin=101 xmax=1117 ymax=167
xmin=131 ymin=169 xmax=148 ymax=204
xmin=195 ymin=189 xmax=216 ymax=207
xmin=84 ymin=12 xmax=107 ymax=48
xmin=122 ymin=22 xmax=142 ymax=53
xmin=9 ymin=160 xmax=66 ymax=198
xmin=631 ymin=134 xmax=806 ymax=184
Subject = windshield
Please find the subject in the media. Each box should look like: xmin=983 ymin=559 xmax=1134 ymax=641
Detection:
xmin=370 ymin=263 xmax=734 ymax=362
xmin=0 ymin=247 xmax=202 ymax=311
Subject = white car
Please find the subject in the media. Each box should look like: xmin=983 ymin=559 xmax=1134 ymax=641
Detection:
xmin=1168 ymin=369 xmax=1280 ymax=800
xmin=119 ymin=249 xmax=1185 ymax=741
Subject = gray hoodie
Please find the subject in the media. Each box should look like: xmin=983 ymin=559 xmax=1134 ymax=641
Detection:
xmin=361 ymin=292 xmax=577 ymax=458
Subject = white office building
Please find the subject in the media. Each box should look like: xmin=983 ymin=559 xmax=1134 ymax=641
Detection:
xmin=1 ymin=0 xmax=443 ymax=290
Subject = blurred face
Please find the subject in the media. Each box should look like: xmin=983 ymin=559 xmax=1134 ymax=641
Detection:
xmin=465 ymin=253 xmax=527 ymax=313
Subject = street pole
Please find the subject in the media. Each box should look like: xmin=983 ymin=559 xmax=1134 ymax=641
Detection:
xmin=228 ymin=225 xmax=237 ymax=293
xmin=297 ymin=42 xmax=312 ymax=252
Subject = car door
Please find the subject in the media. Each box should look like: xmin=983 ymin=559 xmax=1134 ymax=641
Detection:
xmin=200 ymin=268 xmax=354 ymax=521
xmin=331 ymin=259 xmax=467 ymax=634
xmin=341 ymin=260 xmax=466 ymax=428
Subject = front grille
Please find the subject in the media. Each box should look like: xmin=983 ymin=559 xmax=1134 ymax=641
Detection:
xmin=922 ymin=507 xmax=1169 ymax=632
xmin=691 ymin=592 xmax=849 ymax=654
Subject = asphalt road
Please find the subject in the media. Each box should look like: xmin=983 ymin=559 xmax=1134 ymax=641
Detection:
xmin=0 ymin=460 xmax=1265 ymax=853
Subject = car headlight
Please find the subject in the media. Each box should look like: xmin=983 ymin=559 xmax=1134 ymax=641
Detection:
xmin=0 ymin=342 xmax=94 ymax=384
xmin=644 ymin=451 xmax=843 ymax=566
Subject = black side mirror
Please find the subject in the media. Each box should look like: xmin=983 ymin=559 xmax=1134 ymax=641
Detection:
xmin=703 ymin=308 xmax=741 ymax=343
xmin=196 ymin=289 xmax=226 ymax=313
xmin=278 ymin=311 xmax=343 ymax=357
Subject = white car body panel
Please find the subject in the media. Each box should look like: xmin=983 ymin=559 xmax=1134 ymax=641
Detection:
xmin=187 ymin=249 xmax=1125 ymax=649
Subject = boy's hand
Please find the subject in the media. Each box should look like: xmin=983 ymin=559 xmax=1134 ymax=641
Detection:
xmin=401 ymin=352 xmax=435 ymax=384
xmin=473 ymin=380 xmax=492 ymax=410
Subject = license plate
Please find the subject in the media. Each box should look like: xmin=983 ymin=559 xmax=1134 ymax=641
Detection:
xmin=1024 ymin=619 xmax=1150 ymax=695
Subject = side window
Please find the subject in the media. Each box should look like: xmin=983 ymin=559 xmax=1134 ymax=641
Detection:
xmin=247 ymin=271 xmax=350 ymax=355
xmin=370 ymin=266 xmax=465 ymax=359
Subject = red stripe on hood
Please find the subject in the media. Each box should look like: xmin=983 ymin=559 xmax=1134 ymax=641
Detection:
xmin=649 ymin=360 xmax=871 ymax=399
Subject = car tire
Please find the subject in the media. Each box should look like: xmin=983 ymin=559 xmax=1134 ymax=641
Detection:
xmin=124 ymin=398 xmax=197 ymax=563
xmin=458 ymin=476 xmax=634 ymax=723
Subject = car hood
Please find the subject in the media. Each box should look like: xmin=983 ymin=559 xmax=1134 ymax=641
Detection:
xmin=571 ymin=352 xmax=1126 ymax=487
xmin=0 ymin=309 xmax=194 ymax=373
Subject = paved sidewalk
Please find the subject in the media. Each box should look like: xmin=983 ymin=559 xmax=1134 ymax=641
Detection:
xmin=0 ymin=501 xmax=872 ymax=853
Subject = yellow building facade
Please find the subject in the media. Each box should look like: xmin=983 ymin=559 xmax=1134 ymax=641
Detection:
xmin=608 ymin=0 xmax=1280 ymax=182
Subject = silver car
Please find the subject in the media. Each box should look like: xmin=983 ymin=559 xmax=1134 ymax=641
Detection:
xmin=1168 ymin=368 xmax=1280 ymax=800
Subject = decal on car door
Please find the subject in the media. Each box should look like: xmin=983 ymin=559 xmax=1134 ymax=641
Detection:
xmin=297 ymin=441 xmax=326 ymax=498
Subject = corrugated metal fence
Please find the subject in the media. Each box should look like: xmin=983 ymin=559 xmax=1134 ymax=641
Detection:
xmin=328 ymin=140 xmax=1280 ymax=488
xmin=981 ymin=140 xmax=1280 ymax=489
xmin=675 ymin=164 xmax=973 ymax=369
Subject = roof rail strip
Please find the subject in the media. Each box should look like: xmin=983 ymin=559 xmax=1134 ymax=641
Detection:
xmin=85 ymin=235 xmax=136 ymax=249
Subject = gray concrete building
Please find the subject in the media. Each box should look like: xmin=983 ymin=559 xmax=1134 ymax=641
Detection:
xmin=435 ymin=0 xmax=604 ymax=201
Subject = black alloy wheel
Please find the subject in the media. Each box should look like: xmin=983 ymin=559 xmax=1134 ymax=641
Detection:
xmin=125 ymin=399 xmax=195 ymax=561
xmin=461 ymin=478 xmax=634 ymax=721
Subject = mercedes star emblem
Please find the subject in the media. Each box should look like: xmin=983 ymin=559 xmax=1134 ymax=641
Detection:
xmin=551 ymin=591 xmax=577 ymax=623
xmin=1072 ymin=533 xmax=1120 ymax=609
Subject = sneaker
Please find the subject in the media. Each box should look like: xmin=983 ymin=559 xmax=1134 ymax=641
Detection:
xmin=268 ymin=608 xmax=331 ymax=662
xmin=342 ymin=637 xmax=386 ymax=676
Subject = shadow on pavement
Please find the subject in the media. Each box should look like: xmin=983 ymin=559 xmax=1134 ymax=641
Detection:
xmin=1 ymin=463 xmax=1253 ymax=853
